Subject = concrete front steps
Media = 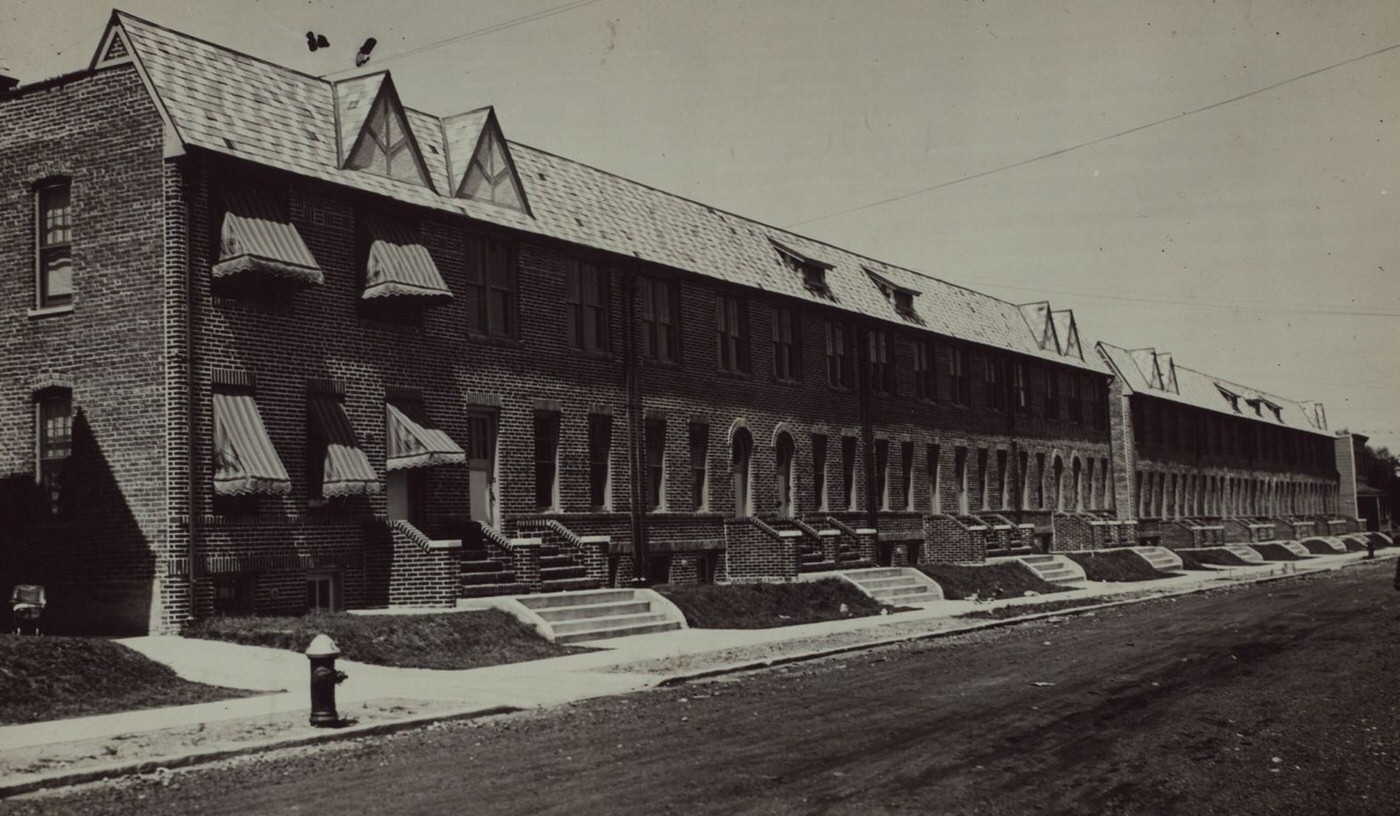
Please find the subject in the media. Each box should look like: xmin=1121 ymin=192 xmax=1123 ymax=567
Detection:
xmin=1222 ymin=544 xmax=1267 ymax=564
xmin=1126 ymin=546 xmax=1184 ymax=572
xmin=474 ymin=588 xmax=687 ymax=645
xmin=1004 ymin=554 xmax=1087 ymax=586
xmin=810 ymin=567 xmax=943 ymax=606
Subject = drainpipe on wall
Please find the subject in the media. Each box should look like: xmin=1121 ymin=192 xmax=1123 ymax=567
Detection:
xmin=620 ymin=268 xmax=647 ymax=584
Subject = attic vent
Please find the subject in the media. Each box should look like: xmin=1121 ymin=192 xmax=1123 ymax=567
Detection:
xmin=771 ymin=240 xmax=834 ymax=299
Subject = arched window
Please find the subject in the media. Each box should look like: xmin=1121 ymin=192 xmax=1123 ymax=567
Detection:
xmin=731 ymin=427 xmax=754 ymax=518
xmin=774 ymin=431 xmax=795 ymax=518
xmin=1052 ymin=456 xmax=1065 ymax=512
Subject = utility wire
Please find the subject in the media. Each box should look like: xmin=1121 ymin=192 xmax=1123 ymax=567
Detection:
xmin=322 ymin=0 xmax=607 ymax=77
xmin=786 ymin=40 xmax=1400 ymax=228
xmin=966 ymin=277 xmax=1400 ymax=318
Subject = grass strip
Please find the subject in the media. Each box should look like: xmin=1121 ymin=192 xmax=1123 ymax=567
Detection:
xmin=918 ymin=562 xmax=1068 ymax=601
xmin=1064 ymin=550 xmax=1182 ymax=582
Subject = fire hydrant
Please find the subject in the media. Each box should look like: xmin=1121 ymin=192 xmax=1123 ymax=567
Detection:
xmin=306 ymin=633 xmax=348 ymax=727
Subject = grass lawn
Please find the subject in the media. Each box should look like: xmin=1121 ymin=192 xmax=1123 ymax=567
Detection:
xmin=655 ymin=579 xmax=886 ymax=629
xmin=1064 ymin=550 xmax=1182 ymax=582
xmin=1180 ymin=548 xmax=1253 ymax=567
xmin=1253 ymin=543 xmax=1311 ymax=561
xmin=0 ymin=635 xmax=258 ymax=725
xmin=182 ymin=609 xmax=580 ymax=670
xmin=917 ymin=562 xmax=1068 ymax=601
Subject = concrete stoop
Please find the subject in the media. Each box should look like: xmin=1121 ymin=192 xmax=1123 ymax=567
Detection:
xmin=1007 ymin=554 xmax=1087 ymax=586
xmin=1222 ymin=544 xmax=1267 ymax=564
xmin=469 ymin=588 xmax=688 ymax=645
xmin=1127 ymin=546 xmax=1184 ymax=572
xmin=1302 ymin=536 xmax=1349 ymax=554
xmin=1270 ymin=540 xmax=1315 ymax=558
xmin=824 ymin=567 xmax=944 ymax=606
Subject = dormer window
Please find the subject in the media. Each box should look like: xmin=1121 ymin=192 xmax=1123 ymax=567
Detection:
xmin=865 ymin=268 xmax=920 ymax=322
xmin=1216 ymin=384 xmax=1241 ymax=414
xmin=771 ymin=240 xmax=833 ymax=298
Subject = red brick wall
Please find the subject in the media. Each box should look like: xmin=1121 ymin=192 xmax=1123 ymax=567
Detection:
xmin=0 ymin=66 xmax=169 ymax=634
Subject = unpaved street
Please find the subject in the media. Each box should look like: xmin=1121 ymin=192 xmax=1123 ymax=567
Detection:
xmin=7 ymin=562 xmax=1399 ymax=815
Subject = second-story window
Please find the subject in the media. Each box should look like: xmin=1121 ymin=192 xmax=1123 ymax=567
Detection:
xmin=771 ymin=306 xmax=801 ymax=381
xmin=565 ymin=259 xmax=609 ymax=353
xmin=645 ymin=417 xmax=667 ymax=511
xmin=949 ymin=346 xmax=970 ymax=406
xmin=1067 ymin=374 xmax=1083 ymax=424
xmin=640 ymin=277 xmax=680 ymax=363
xmin=915 ymin=339 xmax=938 ymax=401
xmin=826 ymin=320 xmax=853 ymax=389
xmin=465 ymin=236 xmax=516 ymax=338
xmin=984 ymin=354 xmax=1003 ymax=413
xmin=715 ymin=293 xmax=750 ymax=374
xmin=1043 ymin=366 xmax=1061 ymax=420
xmin=37 ymin=181 xmax=73 ymax=309
xmin=1013 ymin=361 xmax=1029 ymax=414
xmin=869 ymin=330 xmax=895 ymax=395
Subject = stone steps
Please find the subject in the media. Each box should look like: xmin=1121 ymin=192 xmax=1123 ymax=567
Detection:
xmin=1126 ymin=546 xmax=1183 ymax=572
xmin=1222 ymin=544 xmax=1266 ymax=564
xmin=509 ymin=588 xmax=687 ymax=644
xmin=1006 ymin=554 xmax=1087 ymax=586
xmin=827 ymin=567 xmax=943 ymax=606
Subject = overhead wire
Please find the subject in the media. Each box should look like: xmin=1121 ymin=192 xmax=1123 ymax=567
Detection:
xmin=785 ymin=40 xmax=1400 ymax=228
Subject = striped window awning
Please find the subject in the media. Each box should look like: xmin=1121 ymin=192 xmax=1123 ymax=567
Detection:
xmin=362 ymin=214 xmax=453 ymax=303
xmin=385 ymin=399 xmax=465 ymax=471
xmin=213 ymin=185 xmax=323 ymax=286
xmin=309 ymin=394 xmax=379 ymax=497
xmin=213 ymin=390 xmax=291 ymax=496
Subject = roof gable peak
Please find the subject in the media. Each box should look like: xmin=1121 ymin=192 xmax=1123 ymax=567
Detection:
xmin=448 ymin=107 xmax=529 ymax=214
xmin=340 ymin=73 xmax=435 ymax=192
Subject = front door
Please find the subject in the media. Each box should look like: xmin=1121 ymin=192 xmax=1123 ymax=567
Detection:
xmin=386 ymin=469 xmax=426 ymax=527
xmin=468 ymin=410 xmax=498 ymax=528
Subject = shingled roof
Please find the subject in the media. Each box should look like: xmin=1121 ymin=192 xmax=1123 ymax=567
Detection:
xmin=93 ymin=10 xmax=1101 ymax=371
xmin=1097 ymin=343 xmax=1330 ymax=435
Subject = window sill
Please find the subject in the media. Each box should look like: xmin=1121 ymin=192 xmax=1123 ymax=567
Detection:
xmin=569 ymin=348 xmax=617 ymax=362
xmin=642 ymin=358 xmax=683 ymax=370
xmin=772 ymin=377 xmax=804 ymax=387
xmin=27 ymin=304 xmax=73 ymax=319
xmin=466 ymin=333 xmax=525 ymax=349
xmin=716 ymin=369 xmax=752 ymax=381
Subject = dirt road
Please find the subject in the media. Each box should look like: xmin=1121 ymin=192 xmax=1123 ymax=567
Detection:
xmin=7 ymin=562 xmax=1399 ymax=815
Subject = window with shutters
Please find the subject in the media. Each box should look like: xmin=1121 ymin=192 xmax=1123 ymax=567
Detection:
xmin=565 ymin=259 xmax=609 ymax=353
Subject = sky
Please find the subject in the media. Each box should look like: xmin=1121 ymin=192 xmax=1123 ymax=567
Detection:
xmin=4 ymin=0 xmax=1398 ymax=450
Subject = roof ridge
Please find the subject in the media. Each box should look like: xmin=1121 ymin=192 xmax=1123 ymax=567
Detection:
xmin=505 ymin=139 xmax=1040 ymax=314
xmin=114 ymin=9 xmax=332 ymax=87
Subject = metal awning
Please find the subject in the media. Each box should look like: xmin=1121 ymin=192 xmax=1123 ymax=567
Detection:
xmin=213 ymin=390 xmax=291 ymax=496
xmin=385 ymin=399 xmax=465 ymax=470
xmin=308 ymin=394 xmax=379 ymax=497
xmin=361 ymin=214 xmax=453 ymax=302
xmin=212 ymin=185 xmax=323 ymax=286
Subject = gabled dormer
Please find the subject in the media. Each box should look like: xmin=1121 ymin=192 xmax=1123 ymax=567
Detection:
xmin=445 ymin=107 xmax=529 ymax=214
xmin=337 ymin=72 xmax=435 ymax=191
xmin=771 ymin=239 xmax=834 ymax=299
xmin=1051 ymin=310 xmax=1082 ymax=359
xmin=1019 ymin=302 xmax=1057 ymax=352
xmin=865 ymin=269 xmax=920 ymax=322
xmin=1215 ymin=383 xmax=1242 ymax=413
xmin=1157 ymin=352 xmax=1179 ymax=394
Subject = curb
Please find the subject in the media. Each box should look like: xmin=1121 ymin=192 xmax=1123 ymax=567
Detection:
xmin=0 ymin=705 xmax=519 ymax=800
xmin=656 ymin=554 xmax=1387 ymax=686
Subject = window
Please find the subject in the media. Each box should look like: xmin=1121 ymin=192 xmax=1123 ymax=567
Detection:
xmin=588 ymin=414 xmax=613 ymax=509
xmin=689 ymin=423 xmax=709 ymax=512
xmin=1067 ymin=375 xmax=1083 ymax=424
xmin=345 ymin=92 xmax=430 ymax=187
xmin=773 ymin=241 xmax=833 ymax=297
xmin=825 ymin=321 xmax=854 ymax=389
xmin=565 ymin=259 xmax=609 ymax=353
xmin=915 ymin=340 xmax=938 ymax=401
xmin=775 ymin=432 xmax=796 ymax=517
xmin=533 ymin=412 xmax=560 ymax=511
xmin=954 ymin=447 xmax=968 ymax=514
xmin=464 ymin=236 xmax=516 ymax=338
xmin=771 ymin=306 xmax=801 ymax=381
xmin=984 ymin=355 xmax=1003 ymax=413
xmin=732 ymin=427 xmax=754 ymax=517
xmin=996 ymin=449 xmax=1008 ymax=510
xmin=640 ymin=277 xmax=680 ymax=363
xmin=1043 ymin=367 xmax=1061 ymax=420
xmin=874 ymin=439 xmax=890 ymax=511
xmin=901 ymin=441 xmax=914 ymax=510
xmin=645 ymin=418 xmax=666 ymax=511
xmin=949 ymin=346 xmax=970 ymax=407
xmin=36 ymin=181 xmax=73 ymax=309
xmin=212 ymin=574 xmax=253 ymax=616
xmin=841 ymin=436 xmax=858 ymax=510
xmin=927 ymin=444 xmax=941 ymax=513
xmin=715 ymin=294 xmax=750 ymax=374
xmin=868 ymin=330 xmax=895 ymax=395
xmin=976 ymin=448 xmax=989 ymax=510
xmin=892 ymin=289 xmax=916 ymax=320
xmin=1035 ymin=452 xmax=1046 ymax=509
xmin=812 ymin=434 xmax=829 ymax=511
xmin=305 ymin=571 xmax=342 ymax=613
xmin=1018 ymin=450 xmax=1030 ymax=510
xmin=1091 ymin=378 xmax=1108 ymax=429
xmin=36 ymin=390 xmax=72 ymax=516
xmin=1013 ymin=361 xmax=1029 ymax=414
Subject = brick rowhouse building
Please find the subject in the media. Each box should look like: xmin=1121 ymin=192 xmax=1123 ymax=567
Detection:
xmin=0 ymin=13 xmax=1355 ymax=633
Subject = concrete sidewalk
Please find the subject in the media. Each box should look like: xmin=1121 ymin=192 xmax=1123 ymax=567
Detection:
xmin=0 ymin=549 xmax=1388 ymax=797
